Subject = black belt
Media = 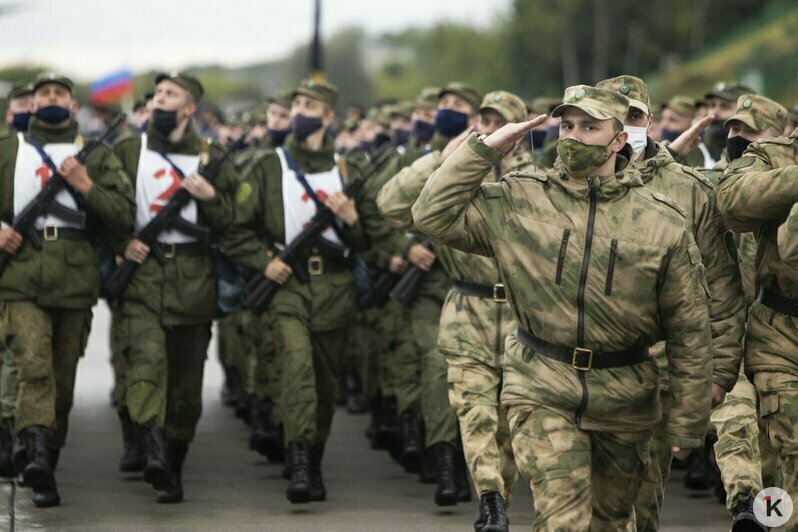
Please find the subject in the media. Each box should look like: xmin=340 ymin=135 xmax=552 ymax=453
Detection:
xmin=35 ymin=227 xmax=88 ymax=241
xmin=758 ymin=287 xmax=798 ymax=317
xmin=514 ymin=328 xmax=649 ymax=371
xmin=156 ymin=241 xmax=207 ymax=259
xmin=305 ymin=254 xmax=350 ymax=275
xmin=452 ymin=280 xmax=507 ymax=302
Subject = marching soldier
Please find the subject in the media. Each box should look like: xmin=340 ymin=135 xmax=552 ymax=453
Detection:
xmin=0 ymin=73 xmax=135 ymax=506
xmin=111 ymin=72 xmax=239 ymax=503
xmin=222 ymin=79 xmax=374 ymax=504
xmin=412 ymin=85 xmax=712 ymax=529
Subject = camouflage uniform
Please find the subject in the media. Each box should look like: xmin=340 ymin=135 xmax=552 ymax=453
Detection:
xmin=596 ymin=77 xmax=746 ymax=530
xmin=718 ymin=120 xmax=798 ymax=530
xmin=380 ymin=90 xmax=535 ymax=501
xmin=412 ymin=85 xmax=713 ymax=529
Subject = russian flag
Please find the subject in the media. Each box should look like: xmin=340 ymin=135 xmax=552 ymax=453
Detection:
xmin=89 ymin=68 xmax=133 ymax=105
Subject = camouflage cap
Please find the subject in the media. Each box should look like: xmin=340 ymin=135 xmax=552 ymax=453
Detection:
xmin=32 ymin=73 xmax=74 ymax=94
xmin=661 ymin=95 xmax=697 ymax=119
xmin=527 ymin=96 xmax=561 ymax=115
xmin=367 ymin=105 xmax=391 ymax=128
xmin=7 ymin=82 xmax=34 ymax=100
xmin=388 ymin=101 xmax=414 ymax=121
xmin=267 ymin=91 xmax=292 ymax=110
xmin=480 ymin=90 xmax=528 ymax=123
xmin=704 ymin=81 xmax=756 ymax=102
xmin=155 ymin=71 xmax=204 ymax=101
xmin=552 ymin=85 xmax=629 ymax=124
xmin=292 ymin=78 xmax=339 ymax=108
xmin=414 ymin=87 xmax=440 ymax=110
xmin=724 ymin=94 xmax=789 ymax=133
xmin=439 ymin=82 xmax=482 ymax=112
xmin=596 ymin=75 xmax=651 ymax=116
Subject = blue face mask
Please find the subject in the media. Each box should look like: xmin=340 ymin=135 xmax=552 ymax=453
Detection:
xmin=659 ymin=128 xmax=682 ymax=143
xmin=546 ymin=124 xmax=560 ymax=141
xmin=391 ymin=129 xmax=410 ymax=146
xmin=10 ymin=111 xmax=32 ymax=132
xmin=290 ymin=114 xmax=323 ymax=141
xmin=530 ymin=130 xmax=547 ymax=149
xmin=434 ymin=109 xmax=469 ymax=138
xmin=268 ymin=127 xmax=290 ymax=146
xmin=35 ymin=105 xmax=70 ymax=125
xmin=410 ymin=120 xmax=435 ymax=143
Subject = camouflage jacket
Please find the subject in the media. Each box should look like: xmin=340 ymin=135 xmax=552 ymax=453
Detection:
xmin=718 ymin=128 xmax=798 ymax=373
xmin=0 ymin=118 xmax=135 ymax=309
xmin=637 ymin=140 xmax=745 ymax=391
xmin=412 ymin=133 xmax=712 ymax=447
xmin=112 ymin=123 xmax=239 ymax=325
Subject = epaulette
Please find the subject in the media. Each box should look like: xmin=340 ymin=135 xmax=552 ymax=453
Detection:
xmin=759 ymin=135 xmax=795 ymax=147
xmin=480 ymin=181 xmax=506 ymax=199
xmin=650 ymin=191 xmax=686 ymax=217
xmin=679 ymin=164 xmax=714 ymax=190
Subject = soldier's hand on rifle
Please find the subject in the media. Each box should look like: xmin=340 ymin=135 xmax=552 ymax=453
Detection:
xmin=266 ymin=257 xmax=293 ymax=285
xmin=0 ymin=228 xmax=23 ymax=254
xmin=407 ymin=243 xmax=435 ymax=271
xmin=60 ymin=156 xmax=93 ymax=196
xmin=326 ymin=192 xmax=358 ymax=226
xmin=124 ymin=239 xmax=151 ymax=264
xmin=668 ymin=115 xmax=714 ymax=156
xmin=389 ymin=255 xmax=408 ymax=274
xmin=483 ymin=115 xmax=548 ymax=155
xmin=183 ymin=172 xmax=217 ymax=201
xmin=441 ymin=126 xmax=474 ymax=161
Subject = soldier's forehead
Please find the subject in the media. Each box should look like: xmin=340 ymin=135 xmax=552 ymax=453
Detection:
xmin=560 ymin=107 xmax=601 ymax=122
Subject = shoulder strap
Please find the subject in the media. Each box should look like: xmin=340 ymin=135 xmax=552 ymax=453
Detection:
xmin=24 ymin=134 xmax=84 ymax=209
xmin=281 ymin=147 xmax=326 ymax=210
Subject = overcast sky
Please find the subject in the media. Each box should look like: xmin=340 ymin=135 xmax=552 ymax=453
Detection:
xmin=0 ymin=0 xmax=512 ymax=80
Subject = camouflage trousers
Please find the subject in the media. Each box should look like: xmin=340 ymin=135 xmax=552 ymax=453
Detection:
xmin=388 ymin=301 xmax=421 ymax=415
xmin=0 ymin=301 xmax=92 ymax=449
xmin=508 ymin=404 xmax=651 ymax=531
xmin=247 ymin=311 xmax=281 ymax=419
xmin=440 ymin=290 xmax=517 ymax=499
xmin=0 ymin=338 xmax=16 ymax=420
xmin=218 ymin=311 xmax=257 ymax=395
xmin=633 ymin=387 xmax=673 ymax=532
xmin=412 ymin=295 xmax=458 ymax=447
xmin=272 ymin=313 xmax=347 ymax=448
xmin=712 ymin=372 xmax=781 ymax=511
xmin=123 ymin=312 xmax=211 ymax=444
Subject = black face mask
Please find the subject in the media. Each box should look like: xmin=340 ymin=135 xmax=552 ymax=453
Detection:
xmin=151 ymin=108 xmax=178 ymax=136
xmin=267 ymin=127 xmax=290 ymax=147
xmin=10 ymin=111 xmax=32 ymax=132
xmin=726 ymin=135 xmax=752 ymax=161
xmin=391 ymin=129 xmax=410 ymax=146
xmin=35 ymin=105 xmax=70 ymax=125
xmin=704 ymin=119 xmax=729 ymax=160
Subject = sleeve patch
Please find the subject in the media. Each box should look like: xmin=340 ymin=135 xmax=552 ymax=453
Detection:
xmin=236 ymin=182 xmax=253 ymax=204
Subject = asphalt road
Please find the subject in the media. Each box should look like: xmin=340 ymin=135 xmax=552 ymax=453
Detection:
xmin=0 ymin=304 xmax=733 ymax=531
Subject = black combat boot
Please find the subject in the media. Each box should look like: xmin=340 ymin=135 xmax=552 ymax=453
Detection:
xmin=0 ymin=418 xmax=14 ymax=477
xmin=249 ymin=398 xmax=284 ymax=463
xmin=419 ymin=447 xmax=437 ymax=484
xmin=21 ymin=425 xmax=60 ymax=507
xmin=683 ymin=434 xmax=715 ymax=490
xmin=476 ymin=491 xmax=509 ymax=532
xmin=285 ymin=438 xmax=312 ymax=504
xmin=156 ymin=442 xmax=187 ymax=504
xmin=235 ymin=393 xmax=254 ymax=425
xmin=398 ymin=410 xmax=421 ymax=473
xmin=345 ymin=370 xmax=368 ymax=415
xmin=455 ymin=449 xmax=472 ymax=502
xmin=376 ymin=395 xmax=400 ymax=457
xmin=309 ymin=446 xmax=326 ymax=502
xmin=731 ymin=496 xmax=767 ymax=531
xmin=118 ymin=408 xmax=145 ymax=472
xmin=433 ymin=442 xmax=457 ymax=506
xmin=13 ymin=431 xmax=27 ymax=485
xmin=220 ymin=364 xmax=243 ymax=408
xmin=143 ymin=423 xmax=171 ymax=490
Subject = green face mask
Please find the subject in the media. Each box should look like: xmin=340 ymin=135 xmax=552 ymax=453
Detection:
xmin=556 ymin=134 xmax=619 ymax=178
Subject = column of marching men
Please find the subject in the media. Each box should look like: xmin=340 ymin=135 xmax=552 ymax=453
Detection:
xmin=0 ymin=68 xmax=797 ymax=532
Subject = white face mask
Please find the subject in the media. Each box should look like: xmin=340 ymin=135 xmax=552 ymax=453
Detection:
xmin=623 ymin=125 xmax=648 ymax=156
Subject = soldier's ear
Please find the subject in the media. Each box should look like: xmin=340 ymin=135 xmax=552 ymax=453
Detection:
xmin=613 ymin=131 xmax=629 ymax=153
xmin=322 ymin=108 xmax=336 ymax=127
xmin=69 ymin=99 xmax=79 ymax=114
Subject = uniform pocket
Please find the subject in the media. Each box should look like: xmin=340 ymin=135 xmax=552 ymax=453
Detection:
xmin=555 ymin=229 xmax=570 ymax=285
xmin=605 ymin=239 xmax=619 ymax=296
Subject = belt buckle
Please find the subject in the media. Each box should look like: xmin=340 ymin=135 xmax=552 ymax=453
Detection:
xmin=43 ymin=225 xmax=58 ymax=241
xmin=572 ymin=347 xmax=593 ymax=371
xmin=493 ymin=283 xmax=507 ymax=303
xmin=308 ymin=255 xmax=324 ymax=276
xmin=162 ymin=243 xmax=176 ymax=260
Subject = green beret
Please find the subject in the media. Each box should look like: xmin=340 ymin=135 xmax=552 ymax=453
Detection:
xmin=155 ymin=71 xmax=204 ymax=102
